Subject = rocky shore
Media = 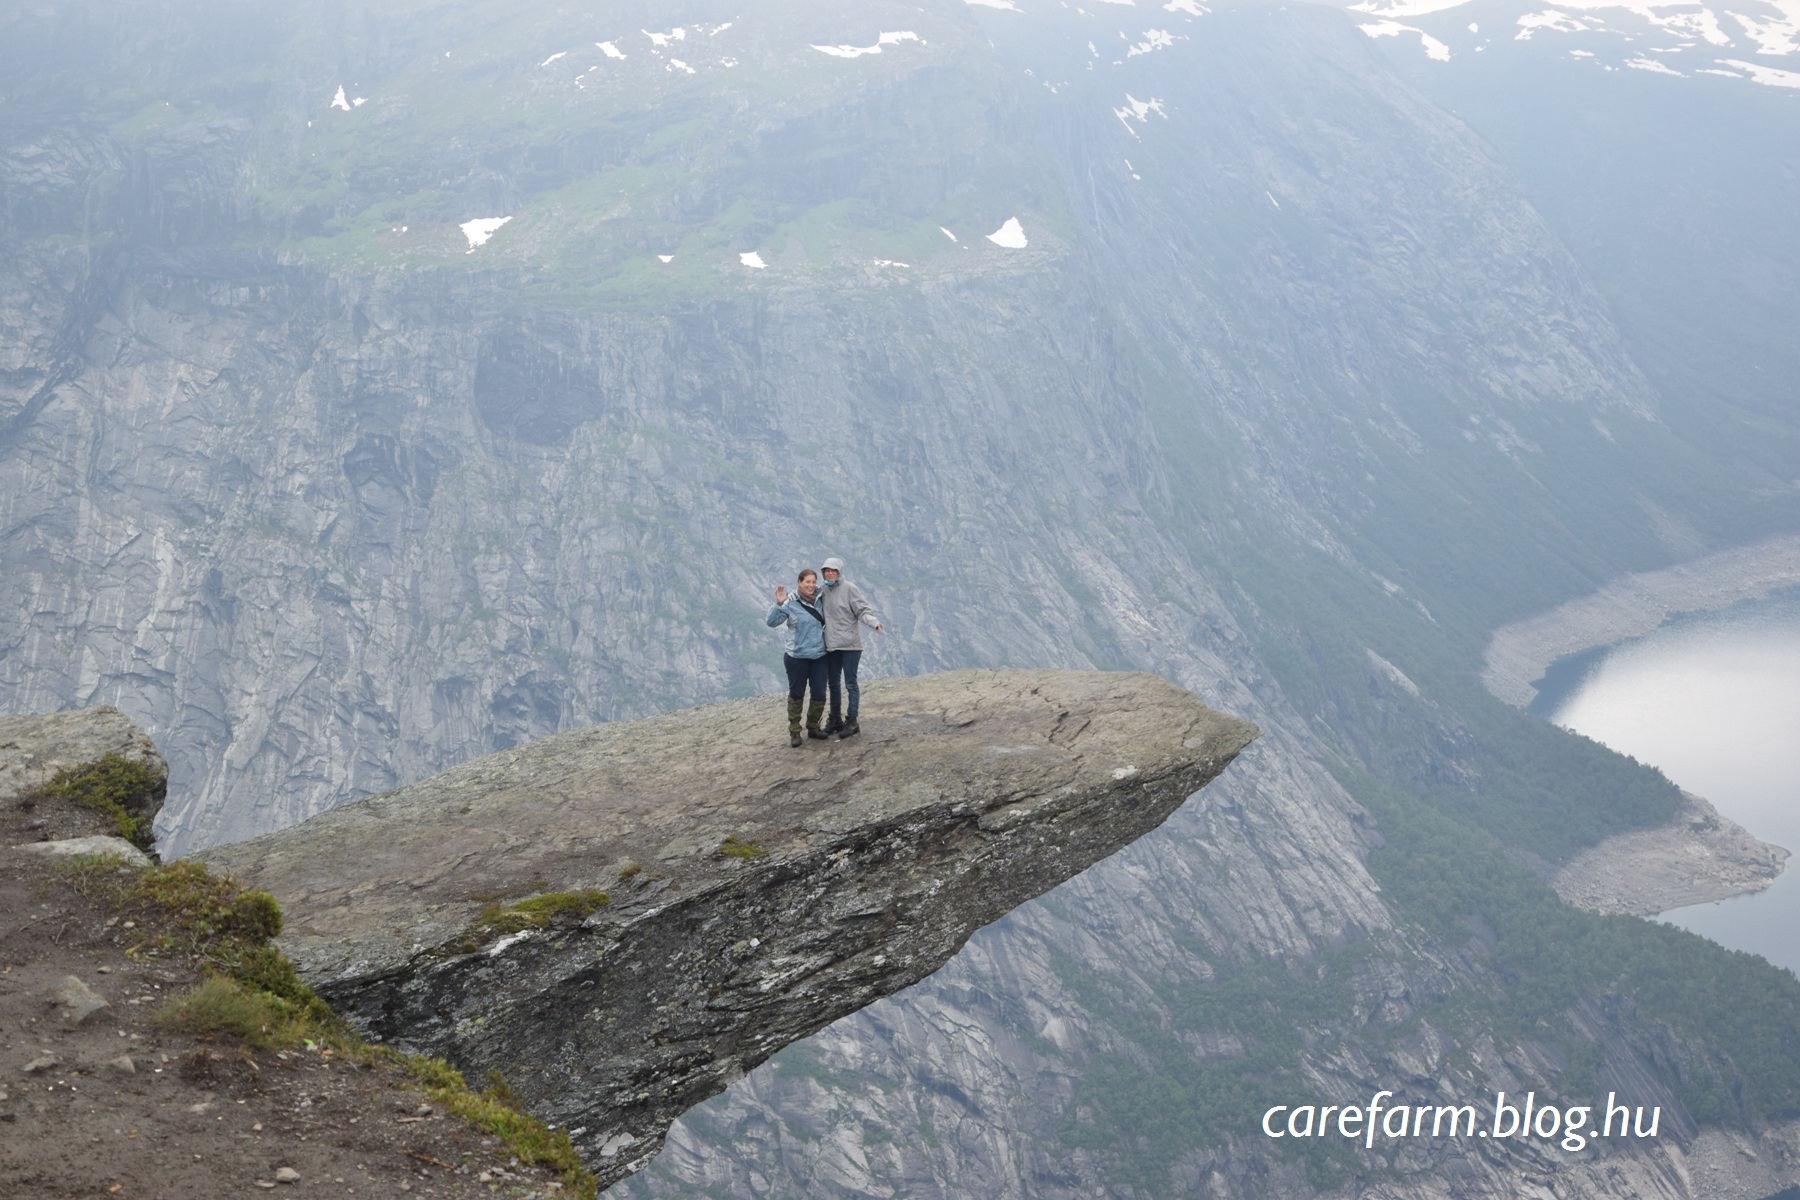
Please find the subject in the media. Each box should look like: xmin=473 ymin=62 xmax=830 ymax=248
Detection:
xmin=1551 ymin=791 xmax=1790 ymax=917
xmin=1483 ymin=538 xmax=1800 ymax=915
xmin=1482 ymin=534 xmax=1800 ymax=710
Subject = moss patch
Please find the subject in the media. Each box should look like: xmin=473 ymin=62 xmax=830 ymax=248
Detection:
xmin=717 ymin=835 xmax=767 ymax=860
xmin=440 ymin=889 xmax=612 ymax=956
xmin=390 ymin=1058 xmax=595 ymax=1193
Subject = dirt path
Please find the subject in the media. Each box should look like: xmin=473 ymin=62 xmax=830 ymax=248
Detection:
xmin=2 ymin=797 xmax=573 ymax=1199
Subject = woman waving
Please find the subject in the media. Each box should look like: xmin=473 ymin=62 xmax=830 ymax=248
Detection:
xmin=766 ymin=569 xmax=830 ymax=747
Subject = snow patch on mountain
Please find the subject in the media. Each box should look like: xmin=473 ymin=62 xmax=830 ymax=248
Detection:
xmin=1113 ymin=93 xmax=1168 ymax=135
xmin=1729 ymin=0 xmax=1800 ymax=53
xmin=1361 ymin=19 xmax=1454 ymax=58
xmin=1351 ymin=0 xmax=1478 ymax=16
xmin=811 ymin=31 xmax=923 ymax=58
xmin=1718 ymin=54 xmax=1800 ymax=81
xmin=1127 ymin=29 xmax=1181 ymax=54
xmin=1516 ymin=9 xmax=1598 ymax=37
xmin=1539 ymin=0 xmax=1727 ymax=44
xmin=460 ymin=217 xmax=512 ymax=252
xmin=987 ymin=218 xmax=1029 ymax=248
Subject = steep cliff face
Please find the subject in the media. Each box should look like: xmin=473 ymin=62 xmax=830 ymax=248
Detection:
xmin=201 ymin=669 xmax=1259 ymax=1189
xmin=6 ymin=2 xmax=1798 ymax=1198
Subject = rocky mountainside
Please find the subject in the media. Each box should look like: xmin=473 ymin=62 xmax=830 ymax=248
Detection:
xmin=4 ymin=2 xmax=1800 ymax=1198
xmin=0 ymin=0 xmax=1735 ymax=853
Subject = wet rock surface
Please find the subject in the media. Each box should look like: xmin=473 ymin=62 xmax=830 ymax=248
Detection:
xmin=201 ymin=668 xmax=1258 ymax=1187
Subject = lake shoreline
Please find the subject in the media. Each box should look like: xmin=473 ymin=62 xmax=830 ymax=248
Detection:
xmin=1550 ymin=790 xmax=1789 ymax=918
xmin=1485 ymin=536 xmax=1800 ymax=919
xmin=1481 ymin=533 xmax=1800 ymax=709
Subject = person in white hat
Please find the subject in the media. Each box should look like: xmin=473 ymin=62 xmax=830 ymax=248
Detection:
xmin=818 ymin=556 xmax=883 ymax=738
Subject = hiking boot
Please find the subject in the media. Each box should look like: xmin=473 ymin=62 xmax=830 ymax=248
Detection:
xmin=806 ymin=700 xmax=829 ymax=739
xmin=823 ymin=713 xmax=843 ymax=737
xmin=790 ymin=731 xmax=804 ymax=747
xmin=786 ymin=697 xmax=805 ymax=746
xmin=839 ymin=720 xmax=861 ymax=740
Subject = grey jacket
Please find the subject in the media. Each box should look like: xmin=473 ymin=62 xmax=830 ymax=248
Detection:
xmin=821 ymin=578 xmax=880 ymax=651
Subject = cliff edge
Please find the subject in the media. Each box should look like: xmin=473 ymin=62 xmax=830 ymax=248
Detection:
xmin=200 ymin=668 xmax=1258 ymax=1188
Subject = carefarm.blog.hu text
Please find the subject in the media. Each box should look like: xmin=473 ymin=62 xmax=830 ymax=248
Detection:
xmin=1261 ymin=1092 xmax=1662 ymax=1153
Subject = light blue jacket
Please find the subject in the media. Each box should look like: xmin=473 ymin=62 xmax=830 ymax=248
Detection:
xmin=766 ymin=594 xmax=828 ymax=659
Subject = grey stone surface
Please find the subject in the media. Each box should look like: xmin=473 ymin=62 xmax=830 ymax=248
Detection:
xmin=14 ymin=835 xmax=153 ymax=866
xmin=202 ymin=668 xmax=1257 ymax=1188
xmin=48 ymin=976 xmax=109 ymax=1027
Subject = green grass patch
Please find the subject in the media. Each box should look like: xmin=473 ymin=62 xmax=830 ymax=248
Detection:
xmin=386 ymin=1057 xmax=596 ymax=1195
xmin=476 ymin=890 xmax=611 ymax=935
xmin=31 ymin=752 xmax=164 ymax=849
xmin=154 ymin=974 xmax=311 ymax=1050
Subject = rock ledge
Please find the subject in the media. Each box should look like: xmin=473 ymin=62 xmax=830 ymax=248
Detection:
xmin=201 ymin=668 xmax=1257 ymax=1187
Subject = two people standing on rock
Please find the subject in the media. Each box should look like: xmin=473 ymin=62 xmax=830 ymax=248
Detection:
xmin=765 ymin=556 xmax=883 ymax=748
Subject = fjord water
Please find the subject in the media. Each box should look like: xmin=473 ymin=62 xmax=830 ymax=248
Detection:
xmin=1531 ymin=589 xmax=1800 ymax=975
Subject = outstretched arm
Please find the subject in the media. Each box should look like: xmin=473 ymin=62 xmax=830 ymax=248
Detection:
xmin=850 ymin=585 xmax=884 ymax=633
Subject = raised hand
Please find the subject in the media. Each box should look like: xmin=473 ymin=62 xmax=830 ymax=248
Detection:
xmin=775 ymin=584 xmax=788 ymax=604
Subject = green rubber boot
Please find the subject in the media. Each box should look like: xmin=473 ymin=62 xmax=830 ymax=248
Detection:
xmin=787 ymin=697 xmax=805 ymax=747
xmin=806 ymin=700 xmax=829 ymax=739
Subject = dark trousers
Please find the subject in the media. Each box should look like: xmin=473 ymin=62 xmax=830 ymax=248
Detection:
xmin=826 ymin=648 xmax=863 ymax=722
xmin=784 ymin=654 xmax=828 ymax=704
